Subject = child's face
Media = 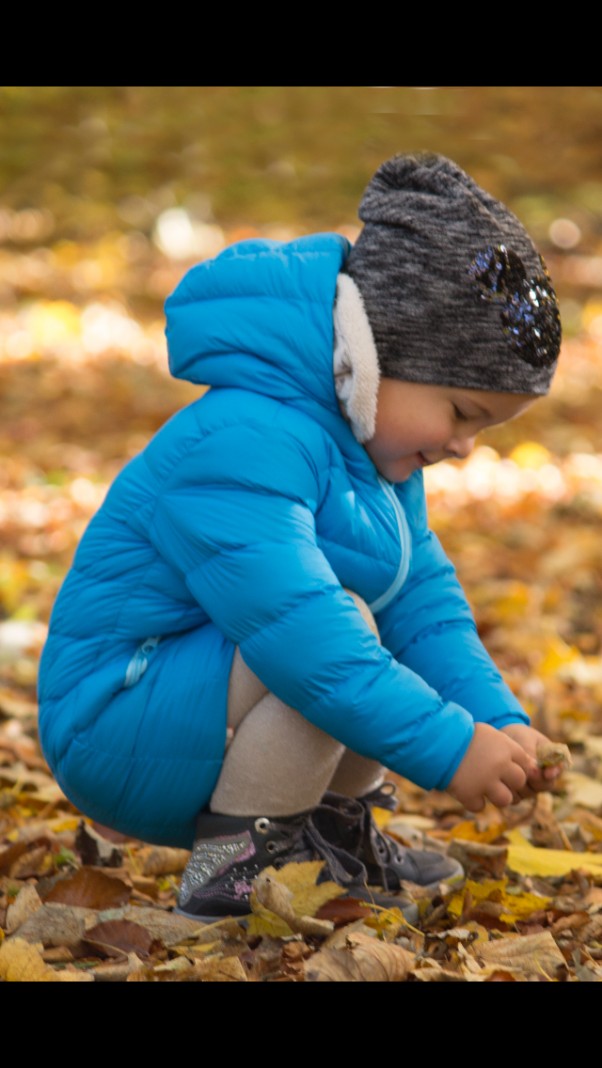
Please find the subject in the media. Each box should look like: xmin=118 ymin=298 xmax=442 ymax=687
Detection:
xmin=364 ymin=378 xmax=536 ymax=483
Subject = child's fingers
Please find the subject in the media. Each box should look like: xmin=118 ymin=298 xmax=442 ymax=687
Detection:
xmin=543 ymin=764 xmax=563 ymax=782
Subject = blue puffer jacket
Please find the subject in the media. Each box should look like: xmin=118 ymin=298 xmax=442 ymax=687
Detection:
xmin=38 ymin=233 xmax=528 ymax=847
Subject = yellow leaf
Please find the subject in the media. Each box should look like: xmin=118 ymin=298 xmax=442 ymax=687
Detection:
xmin=447 ymin=875 xmax=551 ymax=924
xmin=447 ymin=878 xmax=506 ymax=919
xmin=499 ymin=890 xmax=552 ymax=923
xmin=0 ymin=938 xmax=60 ymax=982
xmin=539 ymin=636 xmax=581 ymax=678
xmin=506 ymin=829 xmax=602 ymax=877
xmin=372 ymin=805 xmax=394 ymax=829
xmin=252 ymin=870 xmax=334 ymax=938
xmin=247 ymin=860 xmax=345 ymax=938
xmin=449 ymin=819 xmax=506 ymax=844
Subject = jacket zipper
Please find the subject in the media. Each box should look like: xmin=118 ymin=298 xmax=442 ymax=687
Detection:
xmin=124 ymin=635 xmax=161 ymax=689
xmin=368 ymin=477 xmax=412 ymax=614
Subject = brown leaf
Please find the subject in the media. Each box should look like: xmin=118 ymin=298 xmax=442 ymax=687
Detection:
xmin=5 ymin=883 xmax=43 ymax=933
xmin=135 ymin=845 xmax=190 ymax=876
xmin=305 ymin=930 xmax=415 ymax=982
xmin=0 ymin=840 xmax=32 ymax=875
xmin=447 ymin=838 xmax=508 ymax=880
xmin=315 ymin=896 xmax=372 ymax=926
xmin=473 ymin=930 xmax=566 ymax=978
xmin=43 ymin=867 xmax=131 ymax=909
xmin=10 ymin=903 xmax=89 ymax=947
xmin=91 ymin=952 xmax=148 ymax=982
xmin=414 ymin=962 xmax=474 ymax=982
xmin=82 ymin=919 xmax=158 ymax=959
xmin=127 ymin=955 xmax=247 ymax=982
xmin=10 ymin=844 xmax=53 ymax=879
xmin=75 ymin=821 xmax=123 ymax=867
xmin=119 ymin=906 xmax=223 ymax=945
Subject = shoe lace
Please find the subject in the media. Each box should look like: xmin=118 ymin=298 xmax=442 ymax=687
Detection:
xmin=266 ymin=812 xmax=370 ymax=889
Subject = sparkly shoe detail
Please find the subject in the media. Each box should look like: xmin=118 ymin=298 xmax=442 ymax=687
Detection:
xmin=176 ymin=808 xmax=423 ymax=923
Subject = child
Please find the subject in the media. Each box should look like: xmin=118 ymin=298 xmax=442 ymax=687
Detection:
xmin=38 ymin=153 xmax=563 ymax=920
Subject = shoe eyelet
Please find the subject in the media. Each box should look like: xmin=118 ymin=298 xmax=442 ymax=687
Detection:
xmin=255 ymin=817 xmax=271 ymax=834
xmin=265 ymin=840 xmax=278 ymax=854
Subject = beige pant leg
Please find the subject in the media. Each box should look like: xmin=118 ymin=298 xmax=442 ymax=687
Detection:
xmin=209 ymin=591 xmax=386 ymax=816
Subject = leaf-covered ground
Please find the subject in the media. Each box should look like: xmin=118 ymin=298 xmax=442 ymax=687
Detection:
xmin=2 ymin=231 xmax=602 ymax=982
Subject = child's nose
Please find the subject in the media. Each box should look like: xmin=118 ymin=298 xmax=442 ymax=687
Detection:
xmin=447 ymin=434 xmax=476 ymax=460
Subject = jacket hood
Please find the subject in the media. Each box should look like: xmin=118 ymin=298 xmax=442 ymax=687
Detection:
xmin=165 ymin=233 xmax=352 ymax=425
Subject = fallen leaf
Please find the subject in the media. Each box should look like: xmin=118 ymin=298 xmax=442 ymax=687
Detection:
xmin=82 ymin=919 xmax=158 ymax=958
xmin=0 ymin=841 xmax=31 ymax=875
xmin=10 ymin=903 xmax=89 ymax=947
xmin=75 ymin=822 xmax=123 ymax=867
xmin=305 ymin=930 xmax=415 ymax=982
xmin=55 ymin=967 xmax=95 ymax=982
xmin=506 ymin=829 xmax=602 ymax=877
xmin=247 ymin=860 xmax=345 ymax=938
xmin=128 ymin=955 xmax=247 ymax=982
xmin=91 ymin=952 xmax=148 ymax=982
xmin=252 ymin=870 xmax=333 ymax=938
xmin=0 ymin=937 xmax=60 ymax=981
xmin=448 ymin=818 xmax=507 ymax=844
xmin=10 ymin=844 xmax=53 ymax=879
xmin=447 ymin=838 xmax=508 ymax=880
xmin=43 ymin=867 xmax=131 ymax=909
xmin=134 ymin=845 xmax=190 ymax=876
xmin=116 ymin=906 xmax=220 ymax=945
xmin=315 ymin=896 xmax=373 ymax=926
xmin=413 ymin=962 xmax=475 ymax=982
xmin=472 ymin=930 xmax=566 ymax=978
xmin=5 ymin=883 xmax=42 ymax=933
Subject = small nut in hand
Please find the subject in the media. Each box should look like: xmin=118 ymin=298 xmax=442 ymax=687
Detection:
xmin=536 ymin=741 xmax=572 ymax=771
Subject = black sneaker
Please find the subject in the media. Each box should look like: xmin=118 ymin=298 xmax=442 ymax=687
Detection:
xmin=317 ymin=787 xmax=464 ymax=893
xmin=176 ymin=808 xmax=423 ymax=923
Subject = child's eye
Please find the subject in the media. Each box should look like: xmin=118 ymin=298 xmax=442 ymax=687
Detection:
xmin=453 ymin=404 xmax=469 ymax=422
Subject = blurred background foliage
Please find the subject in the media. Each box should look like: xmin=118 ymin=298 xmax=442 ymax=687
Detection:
xmin=1 ymin=86 xmax=602 ymax=698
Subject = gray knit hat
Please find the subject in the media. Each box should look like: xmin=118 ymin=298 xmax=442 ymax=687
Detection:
xmin=344 ymin=153 xmax=561 ymax=395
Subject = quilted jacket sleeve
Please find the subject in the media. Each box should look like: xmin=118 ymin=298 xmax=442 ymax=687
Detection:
xmin=376 ymin=470 xmax=530 ymax=743
xmin=149 ymin=412 xmax=475 ymax=792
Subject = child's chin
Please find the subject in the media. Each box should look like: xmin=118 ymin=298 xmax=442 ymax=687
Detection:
xmin=378 ymin=461 xmax=417 ymax=483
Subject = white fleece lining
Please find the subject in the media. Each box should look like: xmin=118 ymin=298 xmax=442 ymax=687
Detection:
xmin=333 ymin=273 xmax=380 ymax=443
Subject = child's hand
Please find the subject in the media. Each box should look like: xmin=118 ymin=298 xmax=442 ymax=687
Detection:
xmin=448 ymin=722 xmax=537 ymax=812
xmin=500 ymin=723 xmax=568 ymax=793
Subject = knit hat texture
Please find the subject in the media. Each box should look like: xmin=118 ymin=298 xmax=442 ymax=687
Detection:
xmin=344 ymin=153 xmax=561 ymax=395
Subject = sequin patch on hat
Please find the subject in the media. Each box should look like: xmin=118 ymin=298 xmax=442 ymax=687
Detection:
xmin=468 ymin=245 xmax=561 ymax=368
